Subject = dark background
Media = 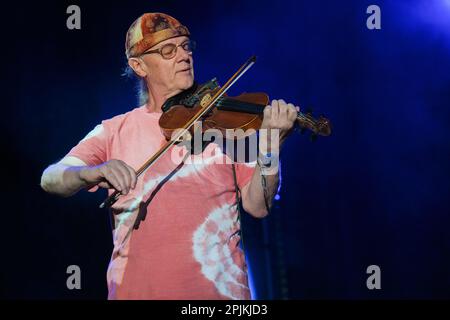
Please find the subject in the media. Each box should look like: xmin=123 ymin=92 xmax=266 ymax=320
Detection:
xmin=2 ymin=0 xmax=450 ymax=299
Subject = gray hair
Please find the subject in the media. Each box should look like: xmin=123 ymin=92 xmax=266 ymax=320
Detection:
xmin=122 ymin=64 xmax=149 ymax=105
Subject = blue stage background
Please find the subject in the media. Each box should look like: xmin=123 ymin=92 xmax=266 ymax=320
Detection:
xmin=2 ymin=0 xmax=450 ymax=299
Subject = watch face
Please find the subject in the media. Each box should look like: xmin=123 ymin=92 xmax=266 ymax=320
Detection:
xmin=258 ymin=154 xmax=272 ymax=166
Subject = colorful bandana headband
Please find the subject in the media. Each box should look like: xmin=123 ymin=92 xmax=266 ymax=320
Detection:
xmin=125 ymin=12 xmax=190 ymax=58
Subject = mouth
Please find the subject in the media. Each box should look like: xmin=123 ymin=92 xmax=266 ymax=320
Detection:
xmin=177 ymin=68 xmax=191 ymax=73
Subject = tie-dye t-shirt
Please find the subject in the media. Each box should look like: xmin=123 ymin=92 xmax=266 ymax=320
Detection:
xmin=66 ymin=105 xmax=256 ymax=300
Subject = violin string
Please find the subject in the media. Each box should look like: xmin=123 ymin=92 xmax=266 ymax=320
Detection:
xmin=216 ymin=97 xmax=318 ymax=128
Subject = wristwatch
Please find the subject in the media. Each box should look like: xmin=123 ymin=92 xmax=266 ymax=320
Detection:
xmin=257 ymin=152 xmax=273 ymax=168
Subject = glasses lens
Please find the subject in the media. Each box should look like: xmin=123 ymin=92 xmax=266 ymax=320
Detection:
xmin=182 ymin=40 xmax=196 ymax=52
xmin=160 ymin=44 xmax=177 ymax=59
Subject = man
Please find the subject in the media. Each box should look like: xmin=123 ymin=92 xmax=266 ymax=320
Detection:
xmin=41 ymin=12 xmax=298 ymax=300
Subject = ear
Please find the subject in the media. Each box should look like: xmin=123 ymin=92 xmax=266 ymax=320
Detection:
xmin=128 ymin=58 xmax=148 ymax=78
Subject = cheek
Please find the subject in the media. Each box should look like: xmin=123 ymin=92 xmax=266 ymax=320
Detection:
xmin=152 ymin=64 xmax=173 ymax=83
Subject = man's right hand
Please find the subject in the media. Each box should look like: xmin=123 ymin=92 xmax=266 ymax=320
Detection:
xmin=80 ymin=159 xmax=137 ymax=195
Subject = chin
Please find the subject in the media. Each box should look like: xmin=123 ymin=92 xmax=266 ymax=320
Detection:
xmin=178 ymin=76 xmax=194 ymax=90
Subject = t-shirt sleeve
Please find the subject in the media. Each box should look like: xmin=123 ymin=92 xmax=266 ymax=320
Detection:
xmin=64 ymin=122 xmax=111 ymax=193
xmin=234 ymin=161 xmax=257 ymax=190
xmin=65 ymin=123 xmax=109 ymax=166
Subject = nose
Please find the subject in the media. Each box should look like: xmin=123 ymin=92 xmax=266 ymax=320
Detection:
xmin=176 ymin=45 xmax=191 ymax=63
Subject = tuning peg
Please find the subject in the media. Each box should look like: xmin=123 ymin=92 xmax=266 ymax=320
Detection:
xmin=305 ymin=107 xmax=313 ymax=115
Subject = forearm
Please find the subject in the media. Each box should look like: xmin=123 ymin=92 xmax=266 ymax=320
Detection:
xmin=40 ymin=164 xmax=90 ymax=197
xmin=242 ymin=97 xmax=298 ymax=218
xmin=243 ymin=163 xmax=280 ymax=218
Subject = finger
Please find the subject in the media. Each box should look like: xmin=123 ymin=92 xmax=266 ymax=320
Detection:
xmin=262 ymin=105 xmax=272 ymax=131
xmin=111 ymin=169 xmax=127 ymax=194
xmin=287 ymin=103 xmax=297 ymax=121
xmin=263 ymin=104 xmax=272 ymax=121
xmin=296 ymin=106 xmax=300 ymax=112
xmin=280 ymin=102 xmax=293 ymax=119
xmin=115 ymin=163 xmax=132 ymax=194
xmin=125 ymin=164 xmax=137 ymax=189
xmin=271 ymin=99 xmax=279 ymax=120
xmin=119 ymin=161 xmax=133 ymax=192
xmin=278 ymin=99 xmax=287 ymax=112
xmin=103 ymin=169 xmax=122 ymax=192
xmin=287 ymin=103 xmax=297 ymax=117
xmin=98 ymin=181 xmax=113 ymax=189
xmin=106 ymin=163 xmax=127 ymax=194
xmin=277 ymin=99 xmax=287 ymax=120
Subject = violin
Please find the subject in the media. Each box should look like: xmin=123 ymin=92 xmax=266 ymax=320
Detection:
xmin=159 ymin=78 xmax=331 ymax=142
xmin=99 ymin=56 xmax=331 ymax=209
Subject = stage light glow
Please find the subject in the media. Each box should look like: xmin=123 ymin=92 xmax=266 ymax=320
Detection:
xmin=412 ymin=0 xmax=450 ymax=31
xmin=247 ymin=260 xmax=257 ymax=299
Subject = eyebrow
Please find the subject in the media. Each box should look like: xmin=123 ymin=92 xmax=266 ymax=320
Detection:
xmin=156 ymin=38 xmax=189 ymax=49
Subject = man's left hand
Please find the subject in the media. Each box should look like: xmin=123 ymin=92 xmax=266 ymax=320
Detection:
xmin=260 ymin=99 xmax=299 ymax=149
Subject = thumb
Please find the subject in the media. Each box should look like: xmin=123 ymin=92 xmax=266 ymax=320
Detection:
xmin=97 ymin=181 xmax=114 ymax=189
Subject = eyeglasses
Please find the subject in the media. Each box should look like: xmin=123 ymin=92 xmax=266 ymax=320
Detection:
xmin=141 ymin=40 xmax=196 ymax=60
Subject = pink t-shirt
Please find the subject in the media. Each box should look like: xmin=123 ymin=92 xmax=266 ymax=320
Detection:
xmin=66 ymin=105 xmax=256 ymax=300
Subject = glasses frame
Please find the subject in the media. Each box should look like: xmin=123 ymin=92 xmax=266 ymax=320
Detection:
xmin=140 ymin=39 xmax=196 ymax=60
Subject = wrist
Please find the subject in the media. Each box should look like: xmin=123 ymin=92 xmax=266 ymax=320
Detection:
xmin=257 ymin=152 xmax=279 ymax=176
xmin=78 ymin=166 xmax=94 ymax=185
xmin=258 ymin=151 xmax=272 ymax=166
